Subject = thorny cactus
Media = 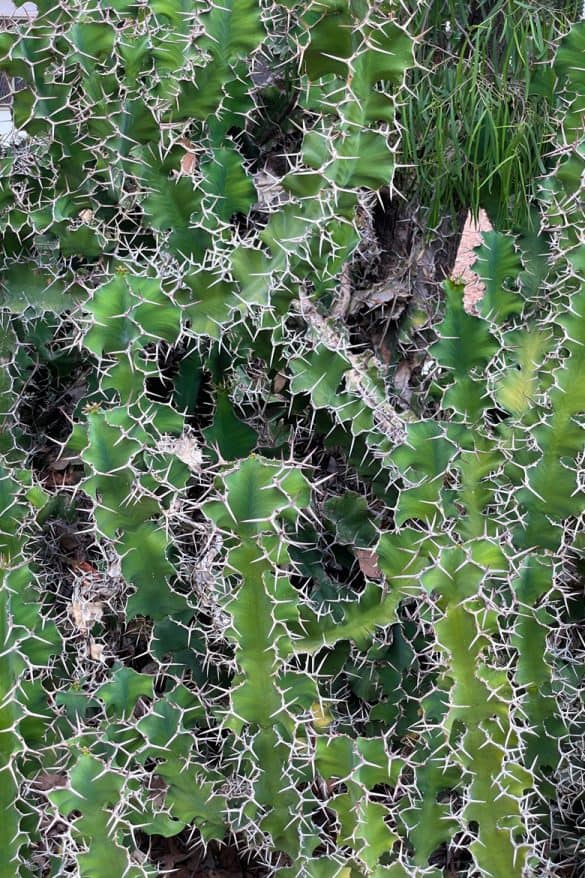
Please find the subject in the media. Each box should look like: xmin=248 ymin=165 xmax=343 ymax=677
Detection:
xmin=0 ymin=2 xmax=583 ymax=877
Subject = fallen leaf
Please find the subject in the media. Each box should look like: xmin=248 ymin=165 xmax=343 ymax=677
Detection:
xmin=356 ymin=549 xmax=382 ymax=580
xmin=88 ymin=640 xmax=105 ymax=662
xmin=253 ymin=168 xmax=285 ymax=210
xmin=32 ymin=772 xmax=67 ymax=792
xmin=350 ymin=280 xmax=410 ymax=315
xmin=394 ymin=359 xmax=413 ymax=401
xmin=452 ymin=209 xmax=492 ymax=314
xmin=157 ymin=432 xmax=203 ymax=472
xmin=273 ymin=372 xmax=287 ymax=393
xmin=181 ymin=150 xmax=197 ymax=175
xmin=71 ymin=560 xmax=101 ymax=581
xmin=69 ymin=599 xmax=103 ymax=632
xmin=42 ymin=467 xmax=82 ymax=487
xmin=179 ymin=138 xmax=198 ymax=175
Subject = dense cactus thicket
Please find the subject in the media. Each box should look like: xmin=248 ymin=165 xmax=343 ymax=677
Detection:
xmin=0 ymin=1 xmax=583 ymax=876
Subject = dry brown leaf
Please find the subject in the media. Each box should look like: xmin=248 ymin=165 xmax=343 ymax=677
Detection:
xmin=32 ymin=772 xmax=67 ymax=792
xmin=350 ymin=280 xmax=410 ymax=315
xmin=42 ymin=467 xmax=82 ymax=487
xmin=452 ymin=209 xmax=492 ymax=314
xmin=178 ymin=138 xmax=198 ymax=175
xmin=394 ymin=359 xmax=413 ymax=402
xmin=253 ymin=168 xmax=285 ymax=209
xmin=69 ymin=599 xmax=103 ymax=632
xmin=88 ymin=640 xmax=105 ymax=662
xmin=356 ymin=549 xmax=382 ymax=580
xmin=157 ymin=432 xmax=203 ymax=472
xmin=273 ymin=372 xmax=287 ymax=393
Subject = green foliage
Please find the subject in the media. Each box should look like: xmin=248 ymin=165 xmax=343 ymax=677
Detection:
xmin=399 ymin=0 xmax=581 ymax=230
xmin=0 ymin=2 xmax=582 ymax=877
xmin=0 ymin=468 xmax=61 ymax=875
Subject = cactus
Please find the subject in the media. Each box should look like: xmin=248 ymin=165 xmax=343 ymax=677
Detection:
xmin=0 ymin=2 xmax=582 ymax=876
xmin=0 ymin=466 xmax=61 ymax=876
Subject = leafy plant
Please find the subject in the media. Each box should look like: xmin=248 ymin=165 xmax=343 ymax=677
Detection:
xmin=0 ymin=2 xmax=582 ymax=877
